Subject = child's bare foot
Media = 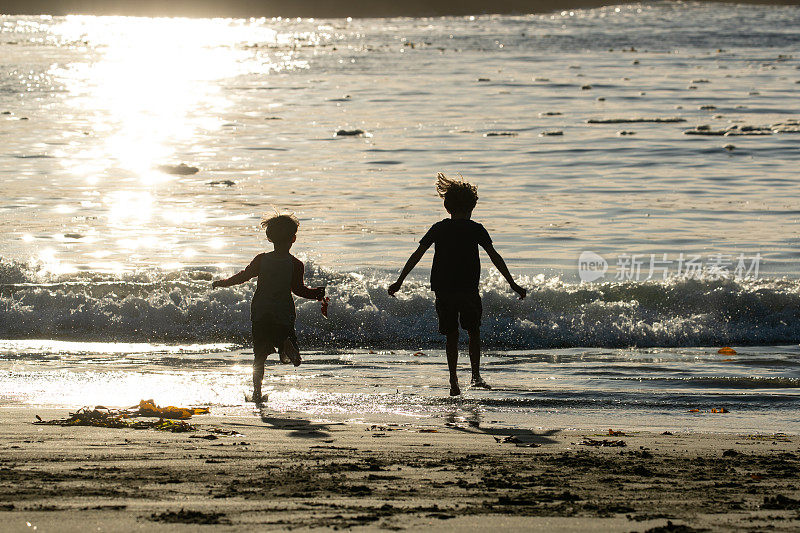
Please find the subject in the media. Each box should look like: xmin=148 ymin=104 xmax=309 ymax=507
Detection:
xmin=246 ymin=391 xmax=267 ymax=405
xmin=470 ymin=377 xmax=491 ymax=390
xmin=282 ymin=338 xmax=302 ymax=367
xmin=449 ymin=380 xmax=461 ymax=396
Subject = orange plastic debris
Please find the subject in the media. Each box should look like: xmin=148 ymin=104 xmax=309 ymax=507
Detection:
xmin=138 ymin=399 xmax=193 ymax=420
xmin=412 ymin=351 xmax=425 ymax=357
xmin=717 ymin=347 xmax=737 ymax=355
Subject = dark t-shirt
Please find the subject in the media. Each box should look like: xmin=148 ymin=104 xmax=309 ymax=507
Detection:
xmin=420 ymin=219 xmax=492 ymax=293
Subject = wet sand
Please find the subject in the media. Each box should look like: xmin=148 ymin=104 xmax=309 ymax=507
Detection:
xmin=1 ymin=407 xmax=799 ymax=531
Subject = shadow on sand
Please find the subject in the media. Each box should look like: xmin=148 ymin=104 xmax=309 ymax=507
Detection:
xmin=445 ymin=407 xmax=561 ymax=445
xmin=258 ymin=409 xmax=344 ymax=439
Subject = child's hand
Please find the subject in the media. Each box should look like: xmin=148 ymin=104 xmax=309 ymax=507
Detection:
xmin=387 ymin=280 xmax=402 ymax=297
xmin=315 ymin=286 xmax=325 ymax=300
xmin=211 ymin=280 xmax=220 ymax=289
xmin=511 ymin=283 xmax=527 ymax=300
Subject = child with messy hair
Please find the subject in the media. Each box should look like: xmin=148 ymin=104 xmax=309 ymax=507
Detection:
xmin=388 ymin=173 xmax=526 ymax=396
xmin=212 ymin=214 xmax=325 ymax=404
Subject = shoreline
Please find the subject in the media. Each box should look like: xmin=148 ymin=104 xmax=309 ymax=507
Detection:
xmin=1 ymin=0 xmax=799 ymax=20
xmin=2 ymin=407 xmax=799 ymax=531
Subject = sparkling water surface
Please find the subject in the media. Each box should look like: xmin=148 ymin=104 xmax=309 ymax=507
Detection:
xmin=2 ymin=340 xmax=798 ymax=433
xmin=1 ymin=2 xmax=799 ymax=276
xmin=1 ymin=2 xmax=798 ymax=431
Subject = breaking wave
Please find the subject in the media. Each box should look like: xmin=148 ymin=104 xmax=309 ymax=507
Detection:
xmin=1 ymin=258 xmax=799 ymax=349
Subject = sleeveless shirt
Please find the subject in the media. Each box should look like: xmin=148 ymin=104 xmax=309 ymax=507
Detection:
xmin=250 ymin=251 xmax=295 ymax=325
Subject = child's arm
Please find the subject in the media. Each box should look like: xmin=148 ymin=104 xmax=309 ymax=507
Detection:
xmin=211 ymin=256 xmax=261 ymax=288
xmin=483 ymin=244 xmax=527 ymax=299
xmin=388 ymin=242 xmax=432 ymax=296
xmin=291 ymin=257 xmax=325 ymax=300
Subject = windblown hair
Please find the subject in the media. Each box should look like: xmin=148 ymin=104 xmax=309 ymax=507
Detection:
xmin=261 ymin=213 xmax=299 ymax=243
xmin=436 ymin=172 xmax=478 ymax=214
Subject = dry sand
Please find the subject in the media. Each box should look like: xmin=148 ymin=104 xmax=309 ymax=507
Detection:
xmin=1 ymin=407 xmax=799 ymax=532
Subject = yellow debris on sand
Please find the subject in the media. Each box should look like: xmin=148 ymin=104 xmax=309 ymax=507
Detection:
xmin=33 ymin=400 xmax=212 ymax=432
xmin=138 ymin=399 xmax=209 ymax=420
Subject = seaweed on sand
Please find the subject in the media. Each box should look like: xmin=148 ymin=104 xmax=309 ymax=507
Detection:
xmin=34 ymin=406 xmax=198 ymax=432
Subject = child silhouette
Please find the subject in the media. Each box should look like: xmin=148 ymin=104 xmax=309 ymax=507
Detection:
xmin=388 ymin=173 xmax=526 ymax=396
xmin=212 ymin=214 xmax=325 ymax=404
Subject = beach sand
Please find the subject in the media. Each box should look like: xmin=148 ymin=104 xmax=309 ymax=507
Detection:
xmin=1 ymin=407 xmax=799 ymax=531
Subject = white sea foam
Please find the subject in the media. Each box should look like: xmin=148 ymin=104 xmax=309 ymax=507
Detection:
xmin=2 ymin=258 xmax=798 ymax=349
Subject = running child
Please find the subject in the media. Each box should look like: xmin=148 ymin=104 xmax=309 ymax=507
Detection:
xmin=212 ymin=214 xmax=325 ymax=404
xmin=388 ymin=173 xmax=526 ymax=396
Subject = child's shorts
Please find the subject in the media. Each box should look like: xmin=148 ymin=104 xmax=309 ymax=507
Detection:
xmin=434 ymin=291 xmax=482 ymax=335
xmin=252 ymin=319 xmax=298 ymax=358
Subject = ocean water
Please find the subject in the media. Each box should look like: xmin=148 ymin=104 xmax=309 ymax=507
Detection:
xmin=1 ymin=2 xmax=798 ymax=432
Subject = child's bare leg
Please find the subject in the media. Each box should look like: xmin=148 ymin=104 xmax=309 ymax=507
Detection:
xmin=446 ymin=330 xmax=461 ymax=396
xmin=253 ymin=352 xmax=267 ymax=403
xmin=468 ymin=329 xmax=490 ymax=389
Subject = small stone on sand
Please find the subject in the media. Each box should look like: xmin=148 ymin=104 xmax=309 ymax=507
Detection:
xmin=336 ymin=129 xmax=365 ymax=136
xmin=684 ymin=124 xmax=772 ymax=136
xmin=157 ymin=163 xmax=200 ymax=175
xmin=587 ymin=117 xmax=685 ymax=124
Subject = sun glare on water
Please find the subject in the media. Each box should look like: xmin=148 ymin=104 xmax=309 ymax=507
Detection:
xmin=49 ymin=16 xmax=270 ymax=180
xmin=11 ymin=16 xmax=310 ymax=272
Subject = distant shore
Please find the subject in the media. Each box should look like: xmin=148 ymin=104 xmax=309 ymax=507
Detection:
xmin=1 ymin=0 xmax=799 ymax=19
